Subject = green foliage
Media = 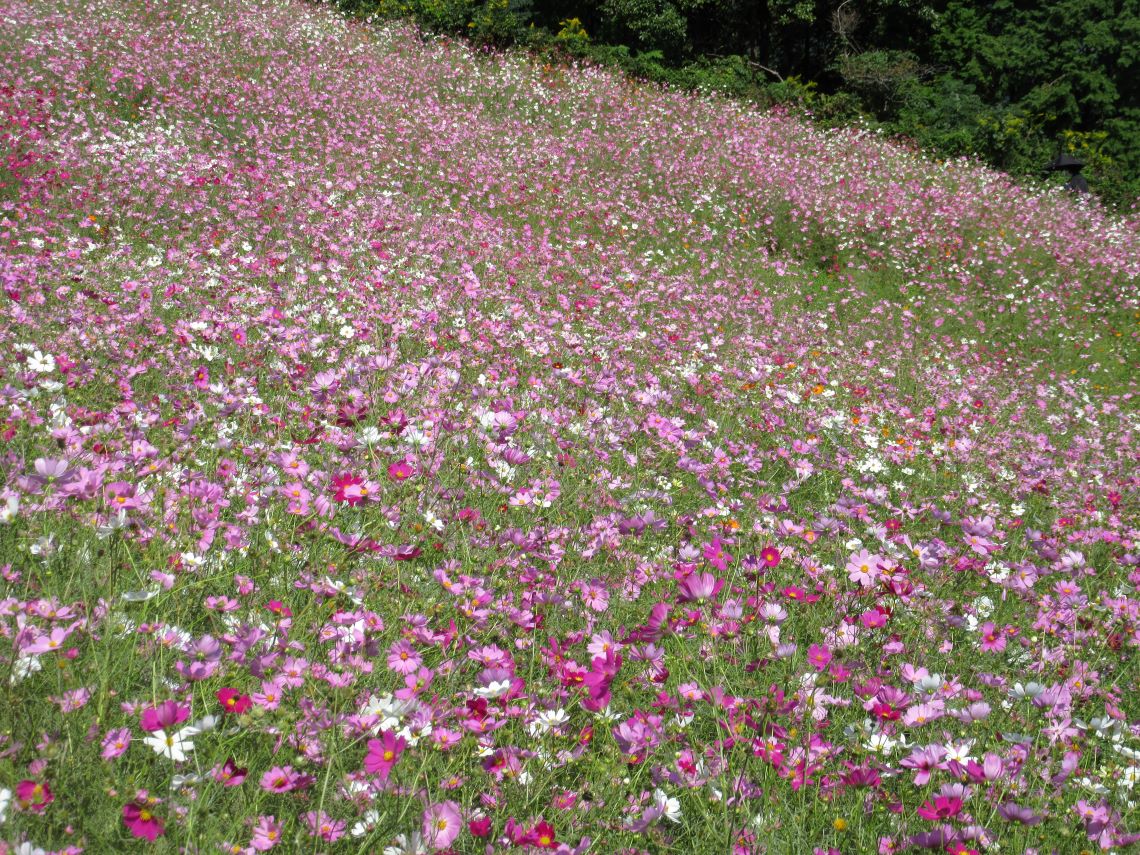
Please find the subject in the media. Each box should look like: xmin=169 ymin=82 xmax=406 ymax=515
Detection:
xmin=599 ymin=0 xmax=688 ymax=59
xmin=554 ymin=16 xmax=591 ymax=54
xmin=836 ymin=50 xmax=922 ymax=119
xmin=928 ymin=0 xmax=1140 ymax=204
xmin=469 ymin=0 xmax=520 ymax=45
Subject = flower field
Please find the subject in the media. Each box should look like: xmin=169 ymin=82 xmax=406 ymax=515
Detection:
xmin=1 ymin=0 xmax=1138 ymax=850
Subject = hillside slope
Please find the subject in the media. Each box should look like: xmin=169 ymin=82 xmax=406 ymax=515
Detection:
xmin=0 ymin=0 xmax=1138 ymax=850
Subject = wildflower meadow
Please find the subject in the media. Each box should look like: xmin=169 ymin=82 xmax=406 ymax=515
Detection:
xmin=0 ymin=0 xmax=1138 ymax=851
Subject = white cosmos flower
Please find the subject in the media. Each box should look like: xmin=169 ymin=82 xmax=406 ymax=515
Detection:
xmin=403 ymin=427 xmax=429 ymax=448
xmin=864 ymin=732 xmax=898 ymax=755
xmin=382 ymin=830 xmax=429 ymax=855
xmin=536 ymin=708 xmax=569 ymax=728
xmin=27 ymin=351 xmax=55 ymax=373
xmin=122 ymin=588 xmax=160 ymax=603
xmin=0 ymin=786 xmax=11 ymax=823
xmin=472 ymin=680 xmax=512 ymax=699
xmin=1120 ymin=766 xmax=1139 ymax=790
xmin=143 ymin=725 xmax=200 ymax=761
xmin=171 ymin=773 xmax=203 ymax=790
xmin=0 ymin=496 xmax=18 ymax=524
xmin=943 ymin=741 xmax=975 ymax=764
xmin=10 ymin=655 xmax=42 ymax=685
xmin=654 ymin=789 xmax=682 ymax=822
xmin=351 ymin=808 xmax=380 ymax=837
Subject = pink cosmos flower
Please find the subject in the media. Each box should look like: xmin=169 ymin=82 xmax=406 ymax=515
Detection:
xmin=759 ymin=546 xmax=781 ymax=568
xmin=250 ymin=815 xmax=284 ymax=851
xmin=123 ymin=801 xmax=164 ymax=840
xmin=364 ymin=730 xmax=407 ymax=782
xmin=387 ymin=639 xmax=422 ymax=675
xmin=23 ymin=626 xmax=74 ymax=655
xmin=677 ymin=571 xmax=724 ymax=603
xmin=387 ymin=460 xmax=415 ymax=481
xmin=422 ymin=800 xmax=462 ymax=849
xmin=581 ymin=582 xmax=610 ymax=612
xmin=260 ymin=765 xmax=302 ymax=793
xmin=394 ymin=666 xmax=434 ymax=700
xmin=101 ymin=727 xmax=131 ymax=760
xmin=304 ymin=810 xmax=345 ymax=842
xmin=846 ymin=549 xmax=883 ymax=588
xmin=900 ymin=745 xmax=946 ymax=786
xmin=860 ymin=608 xmax=889 ymax=629
xmin=105 ymin=480 xmax=142 ymax=510
xmin=807 ymin=643 xmax=833 ymax=671
xmin=140 ymin=700 xmax=190 ymax=732
xmin=252 ymin=679 xmax=285 ymax=711
xmin=978 ymin=622 xmax=1007 ymax=652
xmin=703 ymin=538 xmax=732 ymax=571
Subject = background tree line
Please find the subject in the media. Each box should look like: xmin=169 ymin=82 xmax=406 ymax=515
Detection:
xmin=333 ymin=0 xmax=1140 ymax=205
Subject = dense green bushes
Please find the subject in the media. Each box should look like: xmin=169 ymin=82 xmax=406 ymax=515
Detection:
xmin=330 ymin=0 xmax=1140 ymax=206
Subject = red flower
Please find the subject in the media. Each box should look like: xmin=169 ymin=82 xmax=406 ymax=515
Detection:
xmin=331 ymin=472 xmax=368 ymax=505
xmin=217 ymin=687 xmax=252 ymax=714
xmin=266 ymin=600 xmax=292 ymax=618
xmin=213 ymin=758 xmax=248 ymax=787
xmin=526 ymin=820 xmax=558 ymax=849
xmin=469 ymin=816 xmax=492 ymax=837
xmin=123 ymin=802 xmax=165 ymax=840
xmin=15 ymin=779 xmax=53 ymax=813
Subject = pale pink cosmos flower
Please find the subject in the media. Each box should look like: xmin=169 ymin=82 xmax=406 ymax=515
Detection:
xmin=101 ymin=727 xmax=131 ymax=761
xmin=386 ymin=640 xmax=422 ymax=675
xmin=846 ymin=549 xmax=883 ymax=588
xmin=422 ymin=800 xmax=462 ymax=849
xmin=250 ymin=815 xmax=283 ymax=850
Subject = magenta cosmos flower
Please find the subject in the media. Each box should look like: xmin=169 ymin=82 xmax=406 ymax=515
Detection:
xmin=387 ymin=460 xmax=415 ymax=481
xmin=140 ymin=700 xmax=190 ymax=732
xmin=915 ymin=795 xmax=963 ymax=821
xmin=123 ymin=801 xmax=165 ymax=840
xmin=364 ymin=729 xmax=407 ymax=782
xmin=703 ymin=537 xmax=732 ymax=571
xmin=217 ymin=687 xmax=252 ymax=714
xmin=331 ymin=472 xmax=370 ymax=505
xmin=265 ymin=600 xmax=292 ymax=618
xmin=15 ymin=779 xmax=53 ymax=813
xmin=807 ymin=643 xmax=833 ymax=671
